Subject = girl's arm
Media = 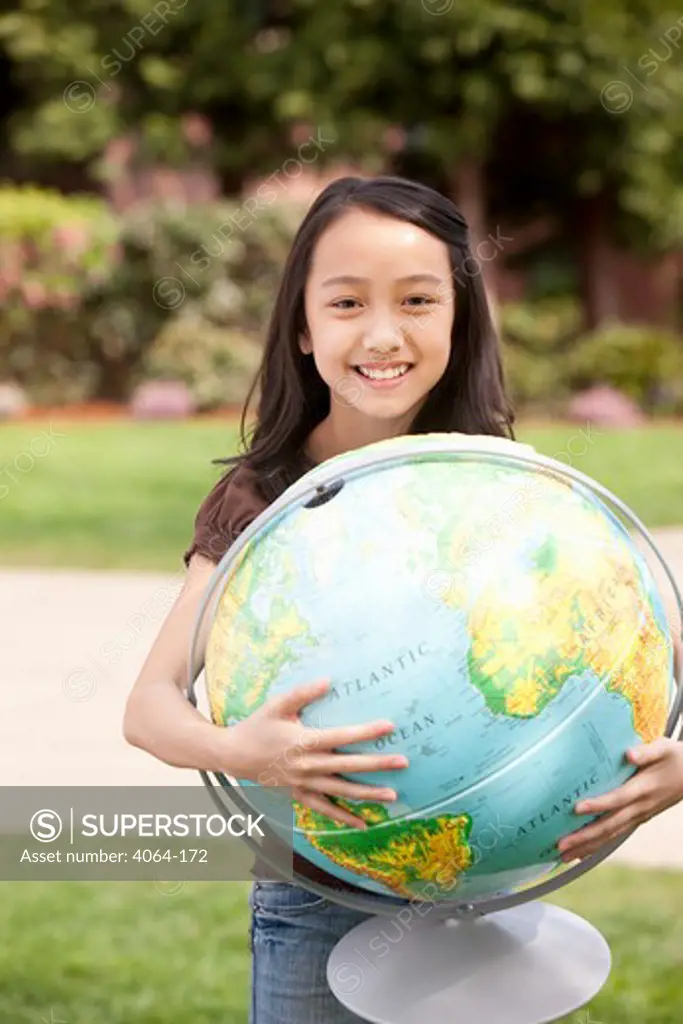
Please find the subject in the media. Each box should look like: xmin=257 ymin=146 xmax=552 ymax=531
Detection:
xmin=123 ymin=553 xmax=231 ymax=771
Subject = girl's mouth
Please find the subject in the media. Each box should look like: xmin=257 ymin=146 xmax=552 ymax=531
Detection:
xmin=353 ymin=364 xmax=414 ymax=388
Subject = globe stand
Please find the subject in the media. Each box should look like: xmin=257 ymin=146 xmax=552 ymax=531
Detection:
xmin=196 ymin=765 xmax=619 ymax=1024
xmin=327 ymin=901 xmax=611 ymax=1024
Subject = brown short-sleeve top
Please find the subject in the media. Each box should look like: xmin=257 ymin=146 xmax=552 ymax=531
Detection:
xmin=183 ymin=463 xmax=270 ymax=568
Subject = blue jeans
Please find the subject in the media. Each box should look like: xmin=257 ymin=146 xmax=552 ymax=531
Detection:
xmin=249 ymin=880 xmax=373 ymax=1023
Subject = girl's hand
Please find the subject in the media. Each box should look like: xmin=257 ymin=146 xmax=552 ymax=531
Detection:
xmin=557 ymin=738 xmax=683 ymax=862
xmin=225 ymin=678 xmax=409 ymax=829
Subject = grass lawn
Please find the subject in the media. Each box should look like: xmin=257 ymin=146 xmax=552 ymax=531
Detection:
xmin=0 ymin=420 xmax=682 ymax=571
xmin=1 ymin=421 xmax=681 ymax=1023
xmin=0 ymin=866 xmax=681 ymax=1024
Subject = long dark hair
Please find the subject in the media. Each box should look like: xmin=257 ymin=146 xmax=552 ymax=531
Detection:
xmin=215 ymin=175 xmax=515 ymax=504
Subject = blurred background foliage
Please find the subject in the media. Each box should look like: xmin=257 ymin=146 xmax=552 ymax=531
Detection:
xmin=2 ymin=10 xmax=683 ymax=1024
xmin=0 ymin=0 xmax=683 ymax=414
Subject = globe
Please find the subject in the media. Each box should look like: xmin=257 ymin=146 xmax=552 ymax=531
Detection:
xmin=203 ymin=432 xmax=676 ymax=905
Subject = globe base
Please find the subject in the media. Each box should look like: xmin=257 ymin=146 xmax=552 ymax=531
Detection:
xmin=327 ymin=900 xmax=611 ymax=1024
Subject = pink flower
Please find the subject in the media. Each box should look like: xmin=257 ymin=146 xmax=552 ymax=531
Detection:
xmin=382 ymin=126 xmax=406 ymax=153
xmin=181 ymin=113 xmax=213 ymax=147
xmin=0 ymin=269 xmax=20 ymax=291
xmin=290 ymin=122 xmax=315 ymax=145
xmin=53 ymin=223 xmax=90 ymax=257
xmin=21 ymin=280 xmax=47 ymax=309
xmin=0 ymin=241 xmax=25 ymax=272
xmin=105 ymin=135 xmax=137 ymax=166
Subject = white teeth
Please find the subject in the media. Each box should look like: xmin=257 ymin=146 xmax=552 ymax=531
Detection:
xmin=356 ymin=364 xmax=411 ymax=381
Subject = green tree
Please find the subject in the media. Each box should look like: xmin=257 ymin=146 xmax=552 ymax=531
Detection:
xmin=243 ymin=0 xmax=683 ymax=323
xmin=2 ymin=0 xmax=683 ymax=325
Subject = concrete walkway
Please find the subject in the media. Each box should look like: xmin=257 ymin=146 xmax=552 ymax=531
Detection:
xmin=2 ymin=527 xmax=682 ymax=869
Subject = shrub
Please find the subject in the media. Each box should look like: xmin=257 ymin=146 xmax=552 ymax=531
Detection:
xmin=0 ymin=186 xmax=304 ymax=404
xmin=114 ymin=196 xmax=306 ymax=331
xmin=499 ymin=298 xmax=581 ymax=412
xmin=500 ymin=297 xmax=583 ymax=354
xmin=0 ymin=186 xmax=121 ymax=402
xmin=141 ymin=312 xmax=263 ymax=411
xmin=0 ymin=185 xmax=119 ymax=306
xmin=566 ymin=322 xmax=683 ymax=413
xmin=501 ymin=345 xmax=568 ymax=413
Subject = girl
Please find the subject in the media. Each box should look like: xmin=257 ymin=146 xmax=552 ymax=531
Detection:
xmin=123 ymin=175 xmax=683 ymax=1024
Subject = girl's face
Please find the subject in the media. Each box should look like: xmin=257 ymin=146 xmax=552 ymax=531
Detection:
xmin=301 ymin=207 xmax=455 ymax=439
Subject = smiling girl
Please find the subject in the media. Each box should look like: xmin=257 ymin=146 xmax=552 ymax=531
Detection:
xmin=124 ymin=176 xmax=683 ymax=1024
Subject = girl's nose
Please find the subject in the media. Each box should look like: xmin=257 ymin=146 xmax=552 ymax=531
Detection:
xmin=362 ymin=317 xmax=405 ymax=355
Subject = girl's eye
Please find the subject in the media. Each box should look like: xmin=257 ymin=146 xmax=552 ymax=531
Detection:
xmin=405 ymin=295 xmax=436 ymax=307
xmin=332 ymin=298 xmax=361 ymax=310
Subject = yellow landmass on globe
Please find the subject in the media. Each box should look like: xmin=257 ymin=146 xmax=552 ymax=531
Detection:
xmin=294 ymin=801 xmax=474 ymax=899
xmin=466 ymin=501 xmax=671 ymax=740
